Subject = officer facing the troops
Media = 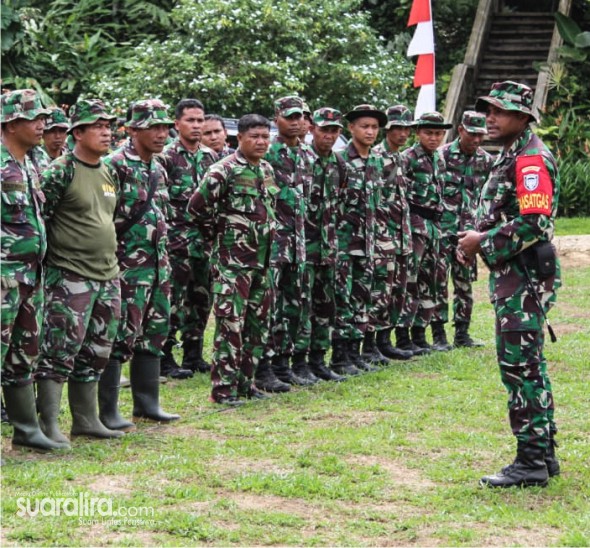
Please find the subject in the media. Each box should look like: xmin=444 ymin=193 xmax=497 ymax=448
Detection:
xmin=1 ymin=89 xmax=61 ymax=452
xmin=459 ymin=81 xmax=561 ymax=488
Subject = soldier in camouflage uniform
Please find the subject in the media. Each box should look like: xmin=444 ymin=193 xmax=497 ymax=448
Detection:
xmin=293 ymin=107 xmax=346 ymax=382
xmin=188 ymin=114 xmax=277 ymax=406
xmin=1 ymin=89 xmax=62 ymax=451
xmin=160 ymin=99 xmax=218 ymax=378
xmin=202 ymin=114 xmax=235 ymax=159
xmin=434 ymin=111 xmax=493 ymax=349
xmin=370 ymin=105 xmax=415 ymax=362
xmin=397 ymin=112 xmax=452 ymax=354
xmin=459 ymin=81 xmax=561 ymax=488
xmin=35 ymin=99 xmax=124 ymax=443
xmin=29 ymin=107 xmax=69 ymax=174
xmin=106 ymin=99 xmax=180 ymax=423
xmin=331 ymin=104 xmax=387 ymax=375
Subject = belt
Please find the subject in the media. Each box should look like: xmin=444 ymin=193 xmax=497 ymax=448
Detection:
xmin=409 ymin=203 xmax=442 ymax=222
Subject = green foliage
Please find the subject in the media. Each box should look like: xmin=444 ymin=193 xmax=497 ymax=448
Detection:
xmin=90 ymin=0 xmax=415 ymax=117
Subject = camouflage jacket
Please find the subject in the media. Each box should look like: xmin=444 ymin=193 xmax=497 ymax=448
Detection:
xmin=28 ymin=145 xmax=51 ymax=177
xmin=305 ymin=145 xmax=345 ymax=265
xmin=372 ymin=139 xmax=412 ymax=257
xmin=402 ymin=143 xmax=446 ymax=239
xmin=104 ymin=142 xmax=170 ymax=286
xmin=439 ymin=138 xmax=493 ymax=236
xmin=476 ymin=127 xmax=561 ymax=301
xmin=160 ymin=139 xmax=218 ymax=258
xmin=188 ymin=150 xmax=277 ymax=270
xmin=0 ymin=144 xmax=47 ymax=286
xmin=264 ymin=136 xmax=313 ymax=265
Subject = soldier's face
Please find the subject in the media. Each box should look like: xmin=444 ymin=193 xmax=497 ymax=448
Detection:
xmin=276 ymin=112 xmax=303 ymax=139
xmin=132 ymin=124 xmax=169 ymax=155
xmin=386 ymin=126 xmax=412 ymax=151
xmin=9 ymin=116 xmax=46 ymax=148
xmin=238 ymin=126 xmax=271 ymax=164
xmin=201 ymin=119 xmax=226 ymax=153
xmin=349 ymin=117 xmax=380 ymax=148
xmin=299 ymin=115 xmax=312 ymax=138
xmin=485 ymin=105 xmax=529 ymax=143
xmin=43 ymin=127 xmax=68 ymax=157
xmin=458 ymin=126 xmax=484 ymax=156
xmin=175 ymin=107 xmax=205 ymax=145
xmin=311 ymin=125 xmax=341 ymax=157
xmin=416 ymin=128 xmax=445 ymax=153
xmin=74 ymin=120 xmax=112 ymax=156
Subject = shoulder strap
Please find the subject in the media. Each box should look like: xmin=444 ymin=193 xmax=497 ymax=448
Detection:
xmin=115 ymin=165 xmax=159 ymax=237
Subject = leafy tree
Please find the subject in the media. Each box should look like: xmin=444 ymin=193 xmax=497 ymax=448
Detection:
xmin=90 ymin=0 xmax=415 ymax=117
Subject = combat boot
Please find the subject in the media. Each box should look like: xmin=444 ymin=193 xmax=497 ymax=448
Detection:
xmin=272 ymin=354 xmax=312 ymax=386
xmin=481 ymin=443 xmax=549 ymax=488
xmin=362 ymin=331 xmax=389 ymax=366
xmin=36 ymin=379 xmax=71 ymax=447
xmin=411 ymin=326 xmax=432 ymax=353
xmin=69 ymin=380 xmax=124 ymax=439
xmin=453 ymin=321 xmax=484 ymax=348
xmin=308 ymin=349 xmax=345 ymax=382
xmin=430 ymin=321 xmax=453 ymax=352
xmin=3 ymin=384 xmax=64 ymax=452
xmin=376 ymin=329 xmax=413 ymax=361
xmin=182 ymin=338 xmax=211 ymax=373
xmin=330 ymin=339 xmax=361 ymax=376
xmin=545 ymin=430 xmax=561 ymax=477
xmin=292 ymin=352 xmax=319 ymax=384
xmin=130 ymin=352 xmax=180 ymax=423
xmin=160 ymin=339 xmax=193 ymax=379
xmin=254 ymin=358 xmax=291 ymax=393
xmin=349 ymin=339 xmax=379 ymax=372
xmin=98 ymin=359 xmax=136 ymax=432
xmin=395 ymin=327 xmax=430 ymax=356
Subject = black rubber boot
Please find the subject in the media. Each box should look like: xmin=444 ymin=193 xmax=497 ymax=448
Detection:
xmin=395 ymin=327 xmax=430 ymax=356
xmin=330 ymin=339 xmax=361 ymax=376
xmin=292 ymin=352 xmax=319 ymax=384
xmin=254 ymin=358 xmax=291 ymax=393
xmin=3 ymin=384 xmax=64 ymax=452
xmin=68 ymin=380 xmax=124 ymax=439
xmin=349 ymin=339 xmax=379 ymax=372
xmin=36 ymin=379 xmax=71 ymax=447
xmin=160 ymin=339 xmax=193 ymax=379
xmin=182 ymin=338 xmax=211 ymax=373
xmin=411 ymin=326 xmax=432 ymax=353
xmin=454 ymin=321 xmax=484 ymax=348
xmin=130 ymin=353 xmax=180 ymax=423
xmin=376 ymin=329 xmax=413 ymax=360
xmin=308 ymin=350 xmax=345 ymax=382
xmin=431 ymin=321 xmax=453 ymax=352
xmin=481 ymin=443 xmax=549 ymax=488
xmin=272 ymin=354 xmax=312 ymax=386
xmin=98 ymin=359 xmax=136 ymax=432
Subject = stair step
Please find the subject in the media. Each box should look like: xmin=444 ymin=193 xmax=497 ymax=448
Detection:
xmin=482 ymin=53 xmax=548 ymax=62
xmin=481 ymin=63 xmax=540 ymax=70
xmin=494 ymin=11 xmax=554 ymax=18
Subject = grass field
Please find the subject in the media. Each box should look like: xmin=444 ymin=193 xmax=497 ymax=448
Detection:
xmin=2 ymin=232 xmax=589 ymax=546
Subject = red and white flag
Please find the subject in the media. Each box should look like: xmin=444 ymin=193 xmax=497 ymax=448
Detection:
xmin=407 ymin=0 xmax=435 ymax=117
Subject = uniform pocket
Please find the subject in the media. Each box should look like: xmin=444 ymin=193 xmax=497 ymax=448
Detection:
xmin=1 ymin=187 xmax=31 ymax=224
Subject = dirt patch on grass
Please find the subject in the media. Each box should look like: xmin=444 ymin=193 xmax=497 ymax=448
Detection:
xmin=348 ymin=455 xmax=438 ymax=489
xmin=85 ymin=475 xmax=134 ymax=496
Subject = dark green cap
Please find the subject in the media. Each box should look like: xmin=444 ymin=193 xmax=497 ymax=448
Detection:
xmin=475 ymin=80 xmax=538 ymax=123
xmin=274 ymin=95 xmax=304 ymax=117
xmin=312 ymin=107 xmax=344 ymax=128
xmin=414 ymin=111 xmax=453 ymax=129
xmin=460 ymin=110 xmax=488 ymax=134
xmin=1 ymin=89 xmax=51 ymax=124
xmin=345 ymin=104 xmax=387 ymax=128
xmin=126 ymin=99 xmax=174 ymax=129
xmin=68 ymin=99 xmax=116 ymax=133
xmin=385 ymin=105 xmax=415 ymax=129
xmin=45 ymin=107 xmax=70 ymax=131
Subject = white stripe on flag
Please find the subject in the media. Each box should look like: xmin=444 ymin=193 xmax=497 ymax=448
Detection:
xmin=414 ymin=84 xmax=436 ymax=118
xmin=407 ymin=21 xmax=434 ymax=57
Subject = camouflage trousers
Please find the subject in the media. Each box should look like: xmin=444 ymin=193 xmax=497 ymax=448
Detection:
xmin=493 ymin=290 xmax=557 ymax=450
xmin=398 ymin=233 xmax=439 ymax=329
xmin=169 ymin=254 xmax=211 ymax=343
xmin=36 ymin=267 xmax=121 ymax=383
xmin=210 ymin=265 xmax=272 ymax=401
xmin=367 ymin=257 xmax=395 ymax=332
xmin=432 ymin=235 xmax=475 ymax=324
xmin=334 ymin=255 xmax=373 ymax=342
xmin=294 ymin=263 xmax=336 ymax=354
xmin=389 ymin=254 xmax=409 ymax=328
xmin=1 ymin=278 xmax=43 ymax=387
xmin=111 ymin=273 xmax=171 ymax=363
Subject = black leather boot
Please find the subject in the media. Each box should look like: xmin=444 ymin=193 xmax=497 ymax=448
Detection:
xmin=330 ymin=339 xmax=361 ymax=376
xmin=272 ymin=354 xmax=312 ymax=386
xmin=98 ymin=359 xmax=136 ymax=432
xmin=454 ymin=321 xmax=484 ymax=348
xmin=131 ymin=353 xmax=180 ymax=422
xmin=349 ymin=339 xmax=378 ymax=372
xmin=254 ymin=358 xmax=291 ymax=392
xmin=36 ymin=379 xmax=72 ymax=446
xmin=376 ymin=329 xmax=413 ymax=360
xmin=182 ymin=338 xmax=211 ymax=373
xmin=160 ymin=339 xmax=193 ymax=379
xmin=292 ymin=352 xmax=319 ymax=384
xmin=411 ymin=326 xmax=432 ymax=353
xmin=481 ymin=443 xmax=549 ymax=488
xmin=308 ymin=350 xmax=345 ymax=382
xmin=362 ymin=331 xmax=389 ymax=366
xmin=545 ymin=430 xmax=561 ymax=477
xmin=431 ymin=321 xmax=453 ymax=352
xmin=395 ymin=327 xmax=430 ymax=356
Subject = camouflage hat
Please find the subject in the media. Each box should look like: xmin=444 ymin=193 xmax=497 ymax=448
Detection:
xmin=1 ymin=89 xmax=51 ymax=124
xmin=385 ymin=105 xmax=415 ymax=129
xmin=126 ymin=99 xmax=174 ymax=129
xmin=68 ymin=99 xmax=116 ymax=133
xmin=460 ymin=110 xmax=488 ymax=134
xmin=344 ymin=104 xmax=388 ymax=128
xmin=274 ymin=95 xmax=304 ymax=117
xmin=475 ymin=80 xmax=538 ymax=123
xmin=302 ymin=101 xmax=312 ymax=116
xmin=45 ymin=107 xmax=70 ymax=131
xmin=414 ymin=111 xmax=453 ymax=129
xmin=312 ymin=107 xmax=344 ymax=128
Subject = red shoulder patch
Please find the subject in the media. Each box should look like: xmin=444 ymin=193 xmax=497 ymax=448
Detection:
xmin=516 ymin=155 xmax=552 ymax=215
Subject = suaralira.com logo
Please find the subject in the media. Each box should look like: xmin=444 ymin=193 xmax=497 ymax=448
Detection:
xmin=15 ymin=492 xmax=156 ymax=526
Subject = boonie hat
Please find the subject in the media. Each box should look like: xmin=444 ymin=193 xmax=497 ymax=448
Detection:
xmin=312 ymin=107 xmax=344 ymax=128
xmin=344 ymin=104 xmax=388 ymax=128
xmin=413 ymin=111 xmax=453 ymax=129
xmin=475 ymin=80 xmax=538 ymax=123
xmin=45 ymin=107 xmax=70 ymax=131
xmin=460 ymin=110 xmax=488 ymax=134
xmin=385 ymin=105 xmax=415 ymax=129
xmin=126 ymin=99 xmax=174 ymax=129
xmin=274 ymin=96 xmax=304 ymax=117
xmin=1 ymin=89 xmax=51 ymax=124
xmin=68 ymin=99 xmax=116 ymax=133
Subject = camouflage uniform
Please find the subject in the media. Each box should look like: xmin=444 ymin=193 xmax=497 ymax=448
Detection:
xmin=188 ymin=149 xmax=277 ymax=401
xmin=28 ymin=145 xmax=51 ymax=176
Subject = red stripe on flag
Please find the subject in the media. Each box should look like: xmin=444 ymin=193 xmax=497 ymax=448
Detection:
xmin=408 ymin=0 xmax=431 ymax=26
xmin=413 ymin=54 xmax=434 ymax=87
